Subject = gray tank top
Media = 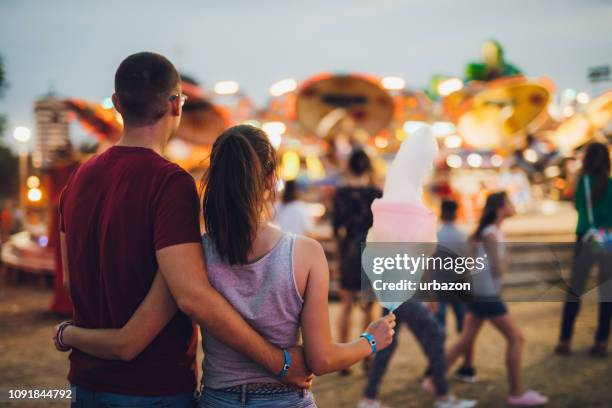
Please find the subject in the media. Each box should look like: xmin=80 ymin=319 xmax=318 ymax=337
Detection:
xmin=200 ymin=232 xmax=304 ymax=389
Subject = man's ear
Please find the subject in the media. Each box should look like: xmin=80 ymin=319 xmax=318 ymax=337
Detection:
xmin=170 ymin=96 xmax=181 ymax=117
xmin=111 ymin=94 xmax=122 ymax=113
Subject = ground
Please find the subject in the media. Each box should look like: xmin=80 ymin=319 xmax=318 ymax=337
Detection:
xmin=0 ymin=286 xmax=611 ymax=408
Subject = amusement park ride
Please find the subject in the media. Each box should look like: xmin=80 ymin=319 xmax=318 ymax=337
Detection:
xmin=54 ymin=41 xmax=612 ymax=185
xmin=1 ymin=41 xmax=611 ymax=312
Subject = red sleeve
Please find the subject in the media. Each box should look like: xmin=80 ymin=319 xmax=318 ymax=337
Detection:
xmin=58 ymin=166 xmax=78 ymax=233
xmin=154 ymin=171 xmax=202 ymax=250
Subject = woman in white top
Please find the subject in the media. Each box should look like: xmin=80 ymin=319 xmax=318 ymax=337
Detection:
xmin=444 ymin=192 xmax=548 ymax=406
xmin=274 ymin=180 xmax=314 ymax=236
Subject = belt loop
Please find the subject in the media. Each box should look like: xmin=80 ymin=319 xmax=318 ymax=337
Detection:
xmin=241 ymin=384 xmax=247 ymax=406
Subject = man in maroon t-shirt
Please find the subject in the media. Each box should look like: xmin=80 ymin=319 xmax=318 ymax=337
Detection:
xmin=57 ymin=52 xmax=309 ymax=406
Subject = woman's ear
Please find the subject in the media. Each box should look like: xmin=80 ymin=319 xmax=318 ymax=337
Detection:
xmin=266 ymin=174 xmax=277 ymax=192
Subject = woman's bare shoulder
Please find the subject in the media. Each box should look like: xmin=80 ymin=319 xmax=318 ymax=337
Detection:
xmin=293 ymin=235 xmax=327 ymax=294
xmin=294 ymin=235 xmax=325 ymax=267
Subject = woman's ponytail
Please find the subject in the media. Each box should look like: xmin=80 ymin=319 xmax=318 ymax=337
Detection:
xmin=203 ymin=125 xmax=277 ymax=265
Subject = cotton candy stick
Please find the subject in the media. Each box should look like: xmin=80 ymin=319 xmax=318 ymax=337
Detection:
xmin=365 ymin=125 xmax=439 ymax=312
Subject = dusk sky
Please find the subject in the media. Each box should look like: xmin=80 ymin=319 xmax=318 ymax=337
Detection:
xmin=0 ymin=0 xmax=610 ymax=150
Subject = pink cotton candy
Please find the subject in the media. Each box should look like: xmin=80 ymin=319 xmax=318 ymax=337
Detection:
xmin=368 ymin=125 xmax=438 ymax=243
xmin=368 ymin=200 xmax=437 ymax=242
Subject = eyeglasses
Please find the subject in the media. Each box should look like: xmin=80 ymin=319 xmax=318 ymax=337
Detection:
xmin=169 ymin=93 xmax=188 ymax=107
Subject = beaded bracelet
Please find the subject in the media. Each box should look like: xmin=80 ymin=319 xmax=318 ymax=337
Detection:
xmin=56 ymin=321 xmax=73 ymax=352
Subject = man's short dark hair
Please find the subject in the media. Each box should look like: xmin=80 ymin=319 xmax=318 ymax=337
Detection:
xmin=441 ymin=199 xmax=458 ymax=222
xmin=114 ymin=52 xmax=179 ymax=126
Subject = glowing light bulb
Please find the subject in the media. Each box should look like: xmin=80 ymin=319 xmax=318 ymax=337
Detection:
xmin=576 ymin=92 xmax=590 ymax=104
xmin=437 ymin=78 xmax=463 ymax=96
xmin=214 ymin=81 xmax=240 ymax=95
xmin=467 ymin=153 xmax=483 ymax=168
xmin=269 ymin=79 xmax=297 ymax=97
xmin=374 ymin=135 xmax=389 ymax=149
xmin=444 ymin=135 xmax=462 ymax=149
xmin=14 ymin=126 xmax=31 ymax=142
xmin=490 ymin=154 xmax=504 ymax=167
xmin=27 ymin=188 xmax=42 ymax=202
xmin=446 ymin=154 xmax=462 ymax=169
xmin=381 ymin=76 xmax=405 ymax=90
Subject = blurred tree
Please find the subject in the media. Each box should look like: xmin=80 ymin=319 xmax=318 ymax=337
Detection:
xmin=0 ymin=148 xmax=18 ymax=199
xmin=0 ymin=54 xmax=19 ymax=199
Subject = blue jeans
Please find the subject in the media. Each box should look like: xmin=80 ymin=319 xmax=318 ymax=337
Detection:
xmin=70 ymin=384 xmax=195 ymax=408
xmin=364 ymin=303 xmax=447 ymax=398
xmin=197 ymin=387 xmax=316 ymax=408
xmin=560 ymin=238 xmax=612 ymax=342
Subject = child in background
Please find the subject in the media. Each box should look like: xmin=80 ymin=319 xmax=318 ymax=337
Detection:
xmin=433 ymin=199 xmax=476 ymax=382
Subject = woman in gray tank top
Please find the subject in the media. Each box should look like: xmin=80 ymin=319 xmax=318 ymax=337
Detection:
xmin=53 ymin=124 xmax=396 ymax=408
xmin=195 ymin=125 xmax=395 ymax=407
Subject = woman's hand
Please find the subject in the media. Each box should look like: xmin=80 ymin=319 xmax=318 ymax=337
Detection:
xmin=281 ymin=346 xmax=315 ymax=389
xmin=365 ymin=313 xmax=396 ymax=351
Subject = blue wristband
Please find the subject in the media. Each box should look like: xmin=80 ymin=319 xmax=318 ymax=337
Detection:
xmin=277 ymin=348 xmax=291 ymax=379
xmin=360 ymin=332 xmax=377 ymax=354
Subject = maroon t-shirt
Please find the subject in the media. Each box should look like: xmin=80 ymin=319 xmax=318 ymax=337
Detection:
xmin=59 ymin=146 xmax=201 ymax=396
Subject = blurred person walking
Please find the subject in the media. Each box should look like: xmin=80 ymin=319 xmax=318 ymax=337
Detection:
xmin=48 ymin=146 xmax=78 ymax=316
xmin=274 ymin=180 xmax=314 ymax=236
xmin=443 ymin=192 xmax=548 ymax=406
xmin=427 ymin=199 xmax=477 ymax=382
xmin=333 ymin=148 xmax=382 ymax=375
xmin=358 ymin=302 xmax=477 ymax=408
xmin=556 ymin=142 xmax=612 ymax=357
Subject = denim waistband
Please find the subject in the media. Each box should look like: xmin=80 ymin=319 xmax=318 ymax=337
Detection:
xmin=197 ymin=385 xmax=315 ymax=408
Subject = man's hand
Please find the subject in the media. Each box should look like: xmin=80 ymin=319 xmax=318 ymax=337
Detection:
xmin=280 ymin=346 xmax=314 ymax=389
xmin=52 ymin=323 xmax=63 ymax=351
